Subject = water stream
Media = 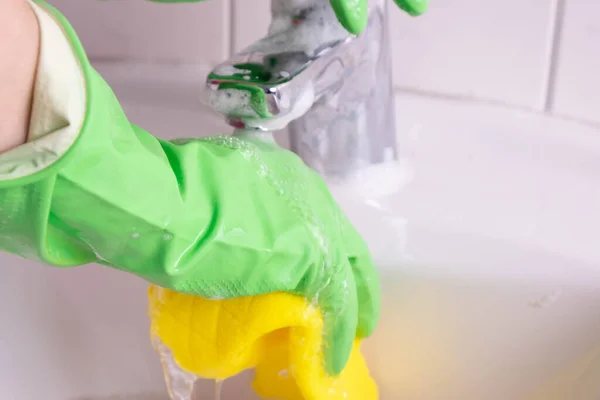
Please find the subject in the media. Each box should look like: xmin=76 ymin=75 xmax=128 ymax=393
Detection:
xmin=214 ymin=380 xmax=224 ymax=400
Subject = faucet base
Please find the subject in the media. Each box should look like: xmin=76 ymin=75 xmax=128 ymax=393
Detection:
xmin=287 ymin=0 xmax=397 ymax=178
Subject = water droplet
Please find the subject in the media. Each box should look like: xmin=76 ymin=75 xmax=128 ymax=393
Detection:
xmin=131 ymin=233 xmax=140 ymax=239
xmin=163 ymin=233 xmax=173 ymax=240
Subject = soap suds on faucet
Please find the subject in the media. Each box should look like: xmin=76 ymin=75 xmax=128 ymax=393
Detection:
xmin=213 ymin=65 xmax=252 ymax=77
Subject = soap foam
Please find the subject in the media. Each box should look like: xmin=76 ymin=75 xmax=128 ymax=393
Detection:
xmin=328 ymin=158 xmax=415 ymax=199
xmin=213 ymin=65 xmax=252 ymax=77
xmin=208 ymin=88 xmax=259 ymax=119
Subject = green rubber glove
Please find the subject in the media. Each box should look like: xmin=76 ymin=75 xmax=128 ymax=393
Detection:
xmin=394 ymin=0 xmax=429 ymax=16
xmin=147 ymin=0 xmax=428 ymax=35
xmin=0 ymin=0 xmax=380 ymax=376
xmin=325 ymin=0 xmax=430 ymax=33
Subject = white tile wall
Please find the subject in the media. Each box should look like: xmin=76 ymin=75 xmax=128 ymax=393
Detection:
xmin=389 ymin=0 xmax=557 ymax=110
xmin=551 ymin=0 xmax=600 ymax=124
xmin=230 ymin=0 xmax=558 ymax=110
xmin=232 ymin=0 xmax=270 ymax=52
xmin=50 ymin=0 xmax=230 ymax=63
xmin=49 ymin=0 xmax=598 ymax=125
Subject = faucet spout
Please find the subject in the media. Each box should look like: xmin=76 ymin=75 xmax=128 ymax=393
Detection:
xmin=203 ymin=0 xmax=397 ymax=179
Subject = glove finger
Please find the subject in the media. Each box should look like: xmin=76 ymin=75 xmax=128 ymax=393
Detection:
xmin=394 ymin=0 xmax=429 ymax=16
xmin=319 ymin=263 xmax=358 ymax=376
xmin=349 ymin=250 xmax=380 ymax=338
xmin=329 ymin=0 xmax=368 ymax=34
xmin=332 ymin=205 xmax=381 ymax=338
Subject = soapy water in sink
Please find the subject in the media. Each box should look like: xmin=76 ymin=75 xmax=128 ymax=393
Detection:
xmin=364 ymin=264 xmax=600 ymax=399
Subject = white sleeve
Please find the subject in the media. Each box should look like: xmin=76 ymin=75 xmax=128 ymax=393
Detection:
xmin=0 ymin=1 xmax=86 ymax=181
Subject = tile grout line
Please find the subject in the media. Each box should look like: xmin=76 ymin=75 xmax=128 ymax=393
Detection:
xmin=393 ymin=86 xmax=600 ymax=130
xmin=543 ymin=0 xmax=567 ymax=112
xmin=227 ymin=0 xmax=236 ymax=57
xmin=86 ymin=59 xmax=600 ymax=130
xmin=394 ymin=86 xmax=539 ymax=114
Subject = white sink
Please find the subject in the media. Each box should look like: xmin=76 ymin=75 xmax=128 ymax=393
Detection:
xmin=334 ymin=95 xmax=600 ymax=399
xmin=2 ymin=64 xmax=600 ymax=399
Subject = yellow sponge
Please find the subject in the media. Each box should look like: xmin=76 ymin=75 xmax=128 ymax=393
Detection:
xmin=148 ymin=286 xmax=378 ymax=400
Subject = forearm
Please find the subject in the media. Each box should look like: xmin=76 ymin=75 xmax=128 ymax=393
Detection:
xmin=0 ymin=0 xmax=40 ymax=154
xmin=0 ymin=0 xmax=214 ymax=281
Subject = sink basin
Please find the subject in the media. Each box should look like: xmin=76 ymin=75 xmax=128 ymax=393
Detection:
xmin=333 ymin=96 xmax=600 ymax=399
xmin=2 ymin=64 xmax=600 ymax=399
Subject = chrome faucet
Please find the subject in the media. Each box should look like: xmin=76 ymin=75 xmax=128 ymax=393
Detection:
xmin=203 ymin=0 xmax=397 ymax=179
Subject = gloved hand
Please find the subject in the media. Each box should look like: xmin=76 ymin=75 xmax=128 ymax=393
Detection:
xmin=159 ymin=135 xmax=381 ymax=377
xmin=1 ymin=87 xmax=378 ymax=377
xmin=395 ymin=0 xmax=429 ymax=16
xmin=0 ymin=0 xmax=381 ymax=378
xmin=330 ymin=0 xmax=428 ymax=34
xmin=148 ymin=0 xmax=428 ymax=35
xmin=142 ymin=0 xmax=387 ymax=375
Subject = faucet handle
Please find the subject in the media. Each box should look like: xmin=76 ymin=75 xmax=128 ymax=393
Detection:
xmin=201 ymin=0 xmax=364 ymax=132
xmin=201 ymin=35 xmax=356 ymax=132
